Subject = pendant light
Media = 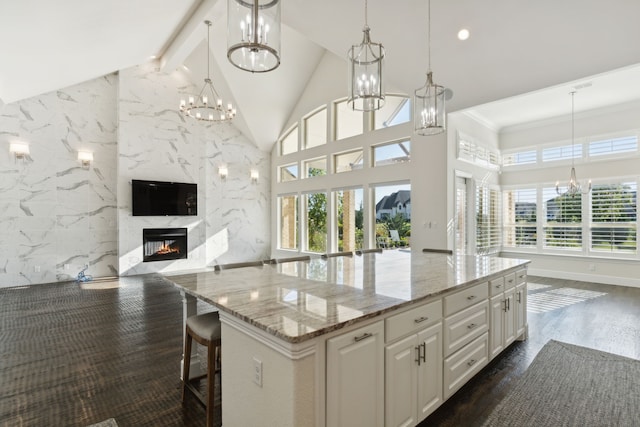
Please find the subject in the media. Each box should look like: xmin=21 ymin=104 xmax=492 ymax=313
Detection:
xmin=556 ymin=90 xmax=591 ymax=196
xmin=180 ymin=21 xmax=236 ymax=122
xmin=227 ymin=0 xmax=281 ymax=73
xmin=347 ymin=0 xmax=385 ymax=111
xmin=414 ymin=0 xmax=446 ymax=135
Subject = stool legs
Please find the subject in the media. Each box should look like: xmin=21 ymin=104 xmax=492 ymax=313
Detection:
xmin=182 ymin=330 xmax=193 ymax=403
xmin=182 ymin=325 xmax=219 ymax=427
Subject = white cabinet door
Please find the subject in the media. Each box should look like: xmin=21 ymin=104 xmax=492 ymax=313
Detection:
xmin=515 ymin=283 xmax=527 ymax=337
xmin=327 ymin=321 xmax=384 ymax=427
xmin=489 ymin=294 xmax=504 ymax=360
xmin=385 ymin=334 xmax=418 ymax=427
xmin=503 ymin=287 xmax=516 ymax=347
xmin=416 ymin=322 xmax=443 ymax=421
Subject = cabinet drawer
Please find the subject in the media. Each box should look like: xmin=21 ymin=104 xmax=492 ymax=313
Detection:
xmin=515 ymin=269 xmax=527 ymax=285
xmin=505 ymin=273 xmax=516 ymax=290
xmin=386 ymin=299 xmax=442 ymax=343
xmin=444 ymin=282 xmax=488 ymax=317
xmin=443 ymin=333 xmax=489 ymax=399
xmin=489 ymin=276 xmax=505 ymax=297
xmin=443 ymin=301 xmax=489 ymax=357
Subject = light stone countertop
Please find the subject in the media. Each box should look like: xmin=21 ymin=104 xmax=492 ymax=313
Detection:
xmin=164 ymin=250 xmax=530 ymax=343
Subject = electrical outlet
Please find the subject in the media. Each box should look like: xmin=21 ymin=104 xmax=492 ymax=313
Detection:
xmin=253 ymin=357 xmax=262 ymax=387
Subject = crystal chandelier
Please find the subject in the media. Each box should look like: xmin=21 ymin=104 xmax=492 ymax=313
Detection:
xmin=556 ymin=91 xmax=591 ymax=197
xmin=347 ymin=0 xmax=385 ymax=111
xmin=180 ymin=21 xmax=236 ymax=122
xmin=414 ymin=0 xmax=446 ymax=135
xmin=227 ymin=0 xmax=281 ymax=73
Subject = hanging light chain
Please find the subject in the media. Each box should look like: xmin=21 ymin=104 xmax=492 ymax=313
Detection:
xmin=427 ymin=0 xmax=432 ymax=72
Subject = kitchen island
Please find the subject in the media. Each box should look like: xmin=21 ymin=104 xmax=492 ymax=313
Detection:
xmin=165 ymin=250 xmax=529 ymax=427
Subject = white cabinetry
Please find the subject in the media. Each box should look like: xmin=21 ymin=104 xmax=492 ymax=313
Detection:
xmin=443 ymin=282 xmax=490 ymax=399
xmin=385 ymin=300 xmax=443 ymax=427
xmin=326 ymin=321 xmax=385 ymax=427
xmin=490 ymin=270 xmax=527 ymax=360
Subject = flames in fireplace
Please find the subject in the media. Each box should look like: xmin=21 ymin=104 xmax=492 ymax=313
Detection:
xmin=156 ymin=242 xmax=181 ymax=256
xmin=143 ymin=228 xmax=188 ymax=262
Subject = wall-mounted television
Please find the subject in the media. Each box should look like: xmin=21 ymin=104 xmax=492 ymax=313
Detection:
xmin=132 ymin=179 xmax=197 ymax=216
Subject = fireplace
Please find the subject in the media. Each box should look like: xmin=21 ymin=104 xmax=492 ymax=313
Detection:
xmin=143 ymin=228 xmax=187 ymax=262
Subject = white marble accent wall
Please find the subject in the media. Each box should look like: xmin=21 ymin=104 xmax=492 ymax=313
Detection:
xmin=117 ymin=62 xmax=270 ymax=275
xmin=0 ymin=76 xmax=118 ymax=287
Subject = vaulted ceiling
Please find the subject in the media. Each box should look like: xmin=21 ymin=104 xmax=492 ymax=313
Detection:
xmin=2 ymin=0 xmax=640 ymax=151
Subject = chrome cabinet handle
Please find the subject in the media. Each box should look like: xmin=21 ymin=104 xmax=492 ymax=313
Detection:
xmin=415 ymin=345 xmax=421 ymax=365
xmin=495 ymin=284 xmax=502 ymax=289
xmin=467 ymin=295 xmax=476 ymax=301
xmin=467 ymin=323 xmax=477 ymax=329
xmin=467 ymin=359 xmax=477 ymax=366
xmin=354 ymin=332 xmax=372 ymax=342
xmin=415 ymin=343 xmax=426 ymax=365
xmin=414 ymin=316 xmax=429 ymax=324
xmin=517 ymin=291 xmax=522 ymax=303
xmin=503 ymin=299 xmax=508 ymax=312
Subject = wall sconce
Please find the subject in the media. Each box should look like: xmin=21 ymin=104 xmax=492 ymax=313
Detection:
xmin=78 ymin=151 xmax=93 ymax=169
xmin=9 ymin=143 xmax=30 ymax=162
xmin=219 ymin=166 xmax=228 ymax=180
xmin=250 ymin=169 xmax=259 ymax=183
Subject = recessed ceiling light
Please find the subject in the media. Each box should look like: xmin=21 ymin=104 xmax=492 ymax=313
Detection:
xmin=457 ymin=29 xmax=470 ymax=41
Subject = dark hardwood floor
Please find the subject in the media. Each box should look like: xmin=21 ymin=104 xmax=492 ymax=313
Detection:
xmin=1 ymin=274 xmax=638 ymax=427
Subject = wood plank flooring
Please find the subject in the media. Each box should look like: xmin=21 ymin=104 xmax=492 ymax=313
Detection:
xmin=1 ymin=274 xmax=638 ymax=426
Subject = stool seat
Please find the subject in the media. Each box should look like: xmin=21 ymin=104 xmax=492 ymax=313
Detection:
xmin=186 ymin=312 xmax=221 ymax=341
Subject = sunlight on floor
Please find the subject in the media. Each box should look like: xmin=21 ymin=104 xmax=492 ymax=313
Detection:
xmin=527 ymin=283 xmax=552 ymax=292
xmin=527 ymin=287 xmax=607 ymax=314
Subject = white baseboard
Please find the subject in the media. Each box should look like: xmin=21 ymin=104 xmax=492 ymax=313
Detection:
xmin=528 ymin=267 xmax=640 ymax=289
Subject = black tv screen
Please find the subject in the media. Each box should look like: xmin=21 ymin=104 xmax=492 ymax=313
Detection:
xmin=132 ymin=179 xmax=197 ymax=216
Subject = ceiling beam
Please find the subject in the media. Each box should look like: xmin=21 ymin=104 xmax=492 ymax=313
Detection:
xmin=160 ymin=0 xmax=223 ymax=72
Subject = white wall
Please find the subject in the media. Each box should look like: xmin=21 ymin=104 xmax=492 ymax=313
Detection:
xmin=0 ymin=61 xmax=271 ymax=287
xmin=117 ymin=62 xmax=271 ymax=276
xmin=0 ymin=75 xmax=118 ymax=287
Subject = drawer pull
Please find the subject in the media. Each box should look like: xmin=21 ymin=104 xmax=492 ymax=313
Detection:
xmin=519 ymin=274 xmax=525 ymax=279
xmin=508 ymin=279 xmax=514 ymax=283
xmin=467 ymin=323 xmax=478 ymax=329
xmin=466 ymin=295 xmax=477 ymax=301
xmin=414 ymin=316 xmax=429 ymax=324
xmin=467 ymin=359 xmax=477 ymax=367
xmin=353 ymin=333 xmax=372 ymax=342
xmin=495 ymin=284 xmax=502 ymax=289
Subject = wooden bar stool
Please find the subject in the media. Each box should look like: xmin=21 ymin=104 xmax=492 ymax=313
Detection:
xmin=182 ymin=311 xmax=221 ymax=427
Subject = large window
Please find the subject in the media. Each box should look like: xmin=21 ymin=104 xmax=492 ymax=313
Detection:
xmin=335 ymin=99 xmax=364 ymax=140
xmin=476 ymin=185 xmax=501 ymax=254
xmin=279 ymin=163 xmax=298 ymax=182
xmin=589 ymin=136 xmax=637 ymax=157
xmin=304 ymin=108 xmax=327 ymax=149
xmin=543 ymin=187 xmax=582 ymax=250
xmin=374 ymin=95 xmax=411 ymax=129
xmin=542 ymin=144 xmax=582 ymax=162
xmin=373 ymin=140 xmax=410 ymax=167
xmin=335 ymin=188 xmax=364 ymax=251
xmin=279 ymin=195 xmax=298 ymax=250
xmin=503 ymin=188 xmax=537 ymax=248
xmin=374 ymin=184 xmax=411 ymax=249
xmin=305 ymin=191 xmax=327 ymax=253
xmin=280 ymin=126 xmax=298 ymax=155
xmin=275 ymin=95 xmax=411 ymax=254
xmin=590 ymin=182 xmax=637 ymax=253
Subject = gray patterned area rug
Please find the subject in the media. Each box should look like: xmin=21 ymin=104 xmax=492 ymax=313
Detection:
xmin=483 ymin=340 xmax=640 ymax=427
xmin=87 ymin=419 xmax=118 ymax=427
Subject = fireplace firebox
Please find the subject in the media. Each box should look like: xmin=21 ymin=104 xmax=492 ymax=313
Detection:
xmin=143 ymin=228 xmax=187 ymax=262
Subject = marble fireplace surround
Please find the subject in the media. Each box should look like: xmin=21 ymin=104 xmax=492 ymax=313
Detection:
xmin=0 ymin=62 xmax=271 ymax=288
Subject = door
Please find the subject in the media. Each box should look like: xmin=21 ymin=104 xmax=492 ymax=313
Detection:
xmin=417 ymin=322 xmax=443 ymax=421
xmin=385 ymin=334 xmax=418 ymax=427
xmin=327 ymin=321 xmax=384 ymax=427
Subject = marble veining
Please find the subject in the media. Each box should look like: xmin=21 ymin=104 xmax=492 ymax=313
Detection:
xmin=166 ymin=251 xmax=530 ymax=343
